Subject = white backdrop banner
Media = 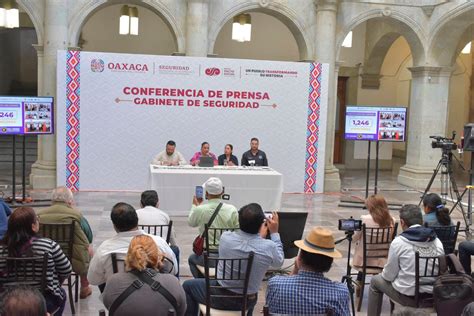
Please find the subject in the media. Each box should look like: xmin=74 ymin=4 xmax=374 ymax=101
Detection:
xmin=56 ymin=51 xmax=328 ymax=193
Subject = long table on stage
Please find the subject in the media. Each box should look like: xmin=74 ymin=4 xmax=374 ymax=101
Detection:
xmin=148 ymin=165 xmax=283 ymax=213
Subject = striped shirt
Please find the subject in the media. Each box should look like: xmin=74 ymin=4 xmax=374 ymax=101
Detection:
xmin=0 ymin=237 xmax=72 ymax=300
xmin=266 ymin=270 xmax=350 ymax=316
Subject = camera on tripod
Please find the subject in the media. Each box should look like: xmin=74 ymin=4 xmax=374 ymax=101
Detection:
xmin=430 ymin=134 xmax=458 ymax=151
xmin=338 ymin=218 xmax=362 ymax=232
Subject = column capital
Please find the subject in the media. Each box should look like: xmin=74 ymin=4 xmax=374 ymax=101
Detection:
xmin=408 ymin=66 xmax=453 ymax=78
xmin=314 ymin=0 xmax=338 ymax=12
xmin=32 ymin=44 xmax=44 ymax=54
xmin=186 ymin=0 xmax=209 ymax=4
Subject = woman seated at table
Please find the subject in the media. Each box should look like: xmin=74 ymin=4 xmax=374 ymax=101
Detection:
xmin=102 ymin=235 xmax=186 ymax=316
xmin=1 ymin=206 xmax=72 ymax=315
xmin=190 ymin=142 xmax=218 ymax=166
xmin=218 ymin=144 xmax=239 ymax=166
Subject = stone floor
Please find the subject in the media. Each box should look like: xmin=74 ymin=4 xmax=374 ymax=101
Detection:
xmin=12 ymin=170 xmax=474 ymax=315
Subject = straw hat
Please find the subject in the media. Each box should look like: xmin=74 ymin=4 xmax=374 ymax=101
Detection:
xmin=294 ymin=227 xmax=342 ymax=258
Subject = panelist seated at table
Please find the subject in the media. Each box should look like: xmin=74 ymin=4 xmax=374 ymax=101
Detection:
xmin=190 ymin=141 xmax=218 ymax=166
xmin=152 ymin=140 xmax=186 ymax=166
xmin=218 ymin=144 xmax=239 ymax=166
xmin=241 ymin=137 xmax=268 ymax=166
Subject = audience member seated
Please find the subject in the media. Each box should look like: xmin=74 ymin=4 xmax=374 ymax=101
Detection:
xmin=422 ymin=193 xmax=453 ymax=227
xmin=183 ymin=203 xmax=284 ymax=315
xmin=218 ymin=144 xmax=239 ymax=166
xmin=1 ymin=207 xmax=72 ymax=315
xmin=0 ymin=196 xmax=11 ymax=240
xmin=38 ymin=186 xmax=93 ymax=298
xmin=152 ymin=140 xmax=186 ymax=166
xmin=367 ymin=204 xmax=445 ymax=316
xmin=136 ymin=190 xmax=179 ymax=273
xmin=87 ymin=202 xmax=178 ymax=290
xmin=187 ymin=177 xmax=239 ymax=278
xmin=353 ymin=195 xmax=396 ymax=289
xmin=102 ymin=235 xmax=186 ymax=316
xmin=0 ymin=286 xmax=49 ymax=316
xmin=241 ymin=137 xmax=268 ymax=166
xmin=459 ymin=239 xmax=474 ymax=275
xmin=190 ymin=142 xmax=218 ymax=166
xmin=266 ymin=226 xmax=350 ymax=315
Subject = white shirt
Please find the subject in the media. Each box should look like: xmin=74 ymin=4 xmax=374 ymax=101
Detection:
xmin=136 ymin=206 xmax=177 ymax=246
xmin=87 ymin=229 xmax=178 ymax=286
xmin=152 ymin=150 xmax=186 ymax=166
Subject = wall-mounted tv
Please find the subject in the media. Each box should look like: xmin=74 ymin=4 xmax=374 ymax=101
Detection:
xmin=0 ymin=96 xmax=54 ymax=135
xmin=345 ymin=106 xmax=407 ymax=142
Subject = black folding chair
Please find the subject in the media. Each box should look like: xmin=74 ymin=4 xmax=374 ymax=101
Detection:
xmin=0 ymin=253 xmax=48 ymax=293
xmin=199 ymin=251 xmax=255 ymax=316
xmin=39 ymin=221 xmax=78 ymax=314
xmin=425 ymin=221 xmax=460 ymax=254
xmin=138 ymin=221 xmax=173 ymax=244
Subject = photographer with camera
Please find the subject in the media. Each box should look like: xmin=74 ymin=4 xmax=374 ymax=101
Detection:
xmin=187 ymin=177 xmax=239 ymax=278
xmin=367 ymin=204 xmax=444 ymax=316
xmin=352 ymin=195 xmax=396 ymax=295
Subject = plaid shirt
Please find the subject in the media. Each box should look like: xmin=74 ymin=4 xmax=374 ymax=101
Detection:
xmin=266 ymin=270 xmax=350 ymax=316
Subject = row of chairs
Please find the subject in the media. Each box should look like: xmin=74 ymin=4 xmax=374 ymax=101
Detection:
xmin=354 ymin=221 xmax=461 ymax=312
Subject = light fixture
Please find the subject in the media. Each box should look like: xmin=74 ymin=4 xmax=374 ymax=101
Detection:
xmin=119 ymin=5 xmax=130 ymax=35
xmin=129 ymin=6 xmax=139 ymax=36
xmin=342 ymin=31 xmax=353 ymax=48
xmin=0 ymin=0 xmax=19 ymax=29
xmin=232 ymin=14 xmax=251 ymax=42
xmin=462 ymin=42 xmax=471 ymax=54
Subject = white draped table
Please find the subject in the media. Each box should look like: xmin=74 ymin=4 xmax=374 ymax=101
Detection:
xmin=148 ymin=165 xmax=283 ymax=214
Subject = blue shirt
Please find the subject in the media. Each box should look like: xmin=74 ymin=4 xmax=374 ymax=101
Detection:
xmin=218 ymin=230 xmax=284 ymax=294
xmin=266 ymin=270 xmax=350 ymax=316
xmin=0 ymin=199 xmax=12 ymax=239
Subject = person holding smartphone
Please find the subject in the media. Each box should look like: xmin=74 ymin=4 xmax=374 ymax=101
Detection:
xmin=187 ymin=177 xmax=239 ymax=278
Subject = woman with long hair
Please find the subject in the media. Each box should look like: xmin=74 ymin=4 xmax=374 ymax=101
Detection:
xmin=218 ymin=144 xmax=239 ymax=166
xmin=102 ymin=235 xmax=186 ymax=316
xmin=422 ymin=193 xmax=452 ymax=226
xmin=1 ymin=207 xmax=72 ymax=315
xmin=352 ymin=195 xmax=396 ymax=294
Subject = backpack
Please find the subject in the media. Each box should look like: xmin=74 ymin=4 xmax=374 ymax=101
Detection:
xmin=433 ymin=253 xmax=474 ymax=315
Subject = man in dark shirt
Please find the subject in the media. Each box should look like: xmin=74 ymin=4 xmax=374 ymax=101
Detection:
xmin=241 ymin=137 xmax=268 ymax=166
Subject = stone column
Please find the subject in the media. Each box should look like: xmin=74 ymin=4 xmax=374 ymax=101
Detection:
xmin=185 ymin=0 xmax=209 ymax=57
xmin=398 ymin=66 xmax=452 ymax=189
xmin=30 ymin=0 xmax=68 ymax=189
xmin=314 ymin=0 xmax=341 ymax=191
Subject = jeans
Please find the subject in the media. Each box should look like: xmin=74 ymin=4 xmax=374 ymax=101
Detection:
xmin=170 ymin=245 xmax=180 ymax=277
xmin=367 ymin=275 xmax=417 ymax=316
xmin=44 ymin=288 xmax=67 ymax=316
xmin=188 ymin=253 xmax=215 ymax=278
xmin=182 ymin=278 xmax=257 ymax=316
xmin=459 ymin=241 xmax=474 ymax=274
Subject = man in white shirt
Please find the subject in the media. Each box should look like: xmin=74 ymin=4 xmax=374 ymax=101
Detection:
xmin=87 ymin=202 xmax=178 ymax=290
xmin=367 ymin=204 xmax=445 ymax=316
xmin=152 ymin=140 xmax=186 ymax=166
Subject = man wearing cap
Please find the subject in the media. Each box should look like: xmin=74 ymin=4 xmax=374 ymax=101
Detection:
xmin=266 ymin=227 xmax=350 ymax=315
xmin=367 ymin=204 xmax=444 ymax=316
xmin=187 ymin=177 xmax=239 ymax=278
xmin=183 ymin=203 xmax=284 ymax=316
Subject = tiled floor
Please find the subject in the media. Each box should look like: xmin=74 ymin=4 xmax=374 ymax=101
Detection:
xmin=18 ymin=170 xmax=473 ymax=315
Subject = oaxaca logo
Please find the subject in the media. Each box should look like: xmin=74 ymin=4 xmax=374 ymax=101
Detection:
xmin=205 ymin=68 xmax=221 ymax=76
xmin=90 ymin=59 xmax=104 ymax=72
xmin=107 ymin=62 xmax=149 ymax=73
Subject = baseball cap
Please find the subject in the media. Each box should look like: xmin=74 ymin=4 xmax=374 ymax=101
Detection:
xmin=203 ymin=177 xmax=223 ymax=195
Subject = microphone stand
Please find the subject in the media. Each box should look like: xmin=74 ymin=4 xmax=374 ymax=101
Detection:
xmin=336 ymin=230 xmax=356 ymax=316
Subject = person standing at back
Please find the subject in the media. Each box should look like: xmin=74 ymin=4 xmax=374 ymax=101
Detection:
xmin=241 ymin=137 xmax=268 ymax=166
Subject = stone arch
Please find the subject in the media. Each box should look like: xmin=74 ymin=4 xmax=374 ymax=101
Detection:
xmin=68 ymin=0 xmax=184 ymax=52
xmin=17 ymin=0 xmax=43 ymax=43
xmin=336 ymin=9 xmax=426 ymax=66
xmin=428 ymin=3 xmax=474 ymax=66
xmin=208 ymin=2 xmax=311 ymax=61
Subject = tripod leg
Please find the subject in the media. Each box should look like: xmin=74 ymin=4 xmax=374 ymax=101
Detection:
xmin=419 ymin=160 xmax=443 ymax=206
xmin=449 ymin=172 xmax=471 ymax=236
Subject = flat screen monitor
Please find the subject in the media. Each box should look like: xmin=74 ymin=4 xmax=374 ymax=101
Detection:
xmin=344 ymin=106 xmax=407 ymax=142
xmin=0 ymin=96 xmax=54 ymax=135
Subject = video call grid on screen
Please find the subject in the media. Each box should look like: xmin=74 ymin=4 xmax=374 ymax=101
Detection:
xmin=0 ymin=96 xmax=54 ymax=135
xmin=344 ymin=106 xmax=407 ymax=142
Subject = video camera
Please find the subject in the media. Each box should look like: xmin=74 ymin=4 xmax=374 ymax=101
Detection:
xmin=430 ymin=132 xmax=458 ymax=151
xmin=338 ymin=218 xmax=362 ymax=232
